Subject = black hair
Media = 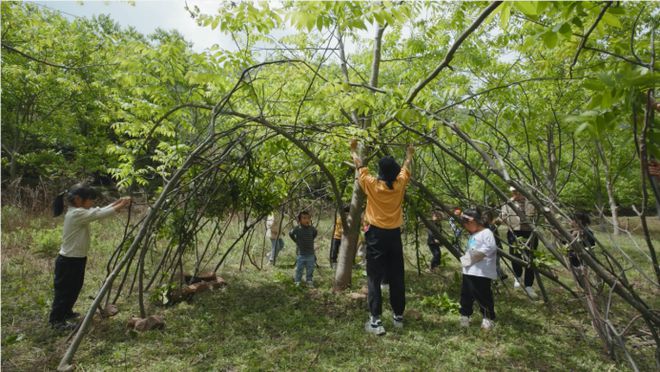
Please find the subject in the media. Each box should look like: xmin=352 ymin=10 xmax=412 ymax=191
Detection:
xmin=377 ymin=156 xmax=401 ymax=190
xmin=573 ymin=211 xmax=591 ymax=227
xmin=52 ymin=183 xmax=99 ymax=217
xmin=461 ymin=208 xmax=483 ymax=225
xmin=297 ymin=210 xmax=311 ymax=222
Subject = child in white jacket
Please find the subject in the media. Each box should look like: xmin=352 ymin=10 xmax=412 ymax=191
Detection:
xmin=457 ymin=209 xmax=497 ymax=331
xmin=49 ymin=184 xmax=130 ymax=330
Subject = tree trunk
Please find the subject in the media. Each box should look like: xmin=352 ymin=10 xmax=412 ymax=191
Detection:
xmin=333 ymin=186 xmax=365 ymax=290
xmin=597 ymin=140 xmax=620 ymax=235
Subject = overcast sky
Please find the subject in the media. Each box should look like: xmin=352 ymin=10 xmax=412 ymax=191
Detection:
xmin=29 ymin=1 xmax=236 ymax=52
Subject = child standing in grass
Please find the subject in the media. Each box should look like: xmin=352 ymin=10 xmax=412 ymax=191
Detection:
xmin=427 ymin=209 xmax=443 ymax=271
xmin=458 ymin=209 xmax=497 ymax=331
xmin=289 ymin=210 xmax=318 ymax=287
xmin=49 ymin=184 xmax=131 ymax=330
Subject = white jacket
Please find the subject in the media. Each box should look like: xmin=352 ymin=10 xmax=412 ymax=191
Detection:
xmin=59 ymin=206 xmax=117 ymax=257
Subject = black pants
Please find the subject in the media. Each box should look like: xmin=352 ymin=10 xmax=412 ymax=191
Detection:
xmin=507 ymin=230 xmax=538 ymax=287
xmin=459 ymin=274 xmax=495 ymax=320
xmin=366 ymin=226 xmax=405 ymax=318
xmin=428 ymin=244 xmax=441 ymax=269
xmin=330 ymin=238 xmax=341 ymax=263
xmin=49 ymin=255 xmax=87 ymax=324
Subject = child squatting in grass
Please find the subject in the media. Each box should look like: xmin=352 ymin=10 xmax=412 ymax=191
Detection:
xmin=49 ymin=183 xmax=131 ymax=331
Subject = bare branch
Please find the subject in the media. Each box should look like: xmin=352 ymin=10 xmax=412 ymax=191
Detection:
xmin=569 ymin=2 xmax=613 ymax=77
xmin=405 ymin=1 xmax=502 ymax=104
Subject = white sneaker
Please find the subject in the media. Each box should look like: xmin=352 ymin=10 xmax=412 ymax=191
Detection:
xmin=306 ymin=281 xmax=314 ymax=288
xmin=392 ymin=315 xmax=404 ymax=329
xmin=524 ymin=286 xmax=538 ymax=300
xmin=513 ymin=279 xmax=521 ymax=289
xmin=481 ymin=318 xmax=494 ymax=331
xmin=459 ymin=315 xmax=470 ymax=328
xmin=294 ymin=282 xmax=301 ymax=287
xmin=365 ymin=320 xmax=386 ymax=335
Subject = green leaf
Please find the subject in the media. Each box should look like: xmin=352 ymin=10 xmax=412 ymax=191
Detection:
xmin=542 ymin=31 xmax=558 ymax=48
xmin=601 ymin=12 xmax=622 ymax=28
xmin=499 ymin=2 xmax=511 ymax=30
xmin=514 ymin=1 xmax=539 ymax=16
xmin=575 ymin=122 xmax=591 ymax=136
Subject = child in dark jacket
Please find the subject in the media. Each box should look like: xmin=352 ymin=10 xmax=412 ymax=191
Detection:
xmin=427 ymin=210 xmax=442 ymax=270
xmin=289 ymin=211 xmax=318 ymax=287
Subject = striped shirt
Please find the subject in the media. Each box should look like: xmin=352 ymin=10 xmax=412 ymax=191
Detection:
xmin=289 ymin=225 xmax=317 ymax=256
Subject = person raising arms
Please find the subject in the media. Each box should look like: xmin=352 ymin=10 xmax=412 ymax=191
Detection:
xmin=350 ymin=139 xmax=413 ymax=336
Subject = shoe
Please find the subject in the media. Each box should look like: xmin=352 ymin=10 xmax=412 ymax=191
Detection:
xmin=513 ymin=279 xmax=521 ymax=289
xmin=459 ymin=315 xmax=470 ymax=328
xmin=365 ymin=319 xmax=386 ymax=336
xmin=51 ymin=321 xmax=76 ymax=331
xmin=392 ymin=315 xmax=404 ymax=329
xmin=330 ymin=262 xmax=336 ymax=269
xmin=64 ymin=312 xmax=80 ymax=320
xmin=524 ymin=286 xmax=538 ymax=300
xmin=306 ymin=281 xmax=314 ymax=288
xmin=481 ymin=318 xmax=494 ymax=331
xmin=294 ymin=282 xmax=301 ymax=287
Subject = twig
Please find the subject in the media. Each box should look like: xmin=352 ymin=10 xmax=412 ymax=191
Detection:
xmin=569 ymin=2 xmax=613 ymax=77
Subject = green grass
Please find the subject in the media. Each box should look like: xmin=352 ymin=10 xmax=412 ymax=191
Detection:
xmin=2 ymin=207 xmax=658 ymax=371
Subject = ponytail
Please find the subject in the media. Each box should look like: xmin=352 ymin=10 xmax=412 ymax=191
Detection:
xmin=52 ymin=183 xmax=98 ymax=217
xmin=53 ymin=192 xmax=66 ymax=217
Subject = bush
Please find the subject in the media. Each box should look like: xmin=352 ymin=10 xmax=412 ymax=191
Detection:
xmin=32 ymin=227 xmax=61 ymax=257
xmin=420 ymin=292 xmax=460 ymax=314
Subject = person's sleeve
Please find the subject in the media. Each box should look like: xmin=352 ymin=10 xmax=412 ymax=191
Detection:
xmin=500 ymin=205 xmax=508 ymax=221
xmin=397 ymin=166 xmax=411 ymax=185
xmin=289 ymin=228 xmax=297 ymax=242
xmin=72 ymin=206 xmax=116 ymax=224
xmin=358 ymin=167 xmax=374 ymax=190
xmin=474 ymin=232 xmax=496 ymax=256
xmin=312 ymin=227 xmax=318 ymax=239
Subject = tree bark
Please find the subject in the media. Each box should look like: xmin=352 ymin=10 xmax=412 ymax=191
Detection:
xmin=596 ymin=140 xmax=620 ymax=235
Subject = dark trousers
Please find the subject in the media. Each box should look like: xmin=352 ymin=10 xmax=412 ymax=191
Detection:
xmin=428 ymin=244 xmax=441 ymax=269
xmin=507 ymin=230 xmax=538 ymax=287
xmin=330 ymin=238 xmax=341 ymax=263
xmin=49 ymin=255 xmax=87 ymax=324
xmin=365 ymin=226 xmax=405 ymax=318
xmin=459 ymin=274 xmax=495 ymax=320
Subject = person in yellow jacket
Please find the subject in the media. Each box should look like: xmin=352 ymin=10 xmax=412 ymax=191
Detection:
xmin=350 ymin=139 xmax=413 ymax=336
xmin=330 ymin=204 xmax=350 ymax=269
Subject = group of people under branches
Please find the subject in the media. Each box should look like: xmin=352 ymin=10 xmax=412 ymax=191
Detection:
xmin=343 ymin=139 xmax=595 ymax=335
xmin=47 ymin=139 xmax=596 ymax=336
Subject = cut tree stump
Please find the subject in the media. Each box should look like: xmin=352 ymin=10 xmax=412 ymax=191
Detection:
xmin=127 ymin=315 xmax=165 ymax=331
xmin=98 ymin=304 xmax=119 ymax=318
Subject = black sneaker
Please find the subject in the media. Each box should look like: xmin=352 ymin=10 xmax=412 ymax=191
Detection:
xmin=64 ymin=312 xmax=81 ymax=320
xmin=51 ymin=321 xmax=77 ymax=331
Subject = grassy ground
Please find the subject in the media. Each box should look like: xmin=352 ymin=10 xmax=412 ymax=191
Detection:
xmin=2 ymin=206 xmax=658 ymax=371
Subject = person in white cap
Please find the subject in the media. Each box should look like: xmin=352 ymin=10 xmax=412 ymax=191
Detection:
xmin=500 ymin=186 xmax=539 ymax=299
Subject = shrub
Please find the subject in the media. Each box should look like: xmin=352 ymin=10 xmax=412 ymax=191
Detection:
xmin=32 ymin=227 xmax=61 ymax=257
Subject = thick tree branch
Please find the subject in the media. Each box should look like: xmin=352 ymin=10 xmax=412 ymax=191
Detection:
xmin=405 ymin=1 xmax=502 ymax=104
